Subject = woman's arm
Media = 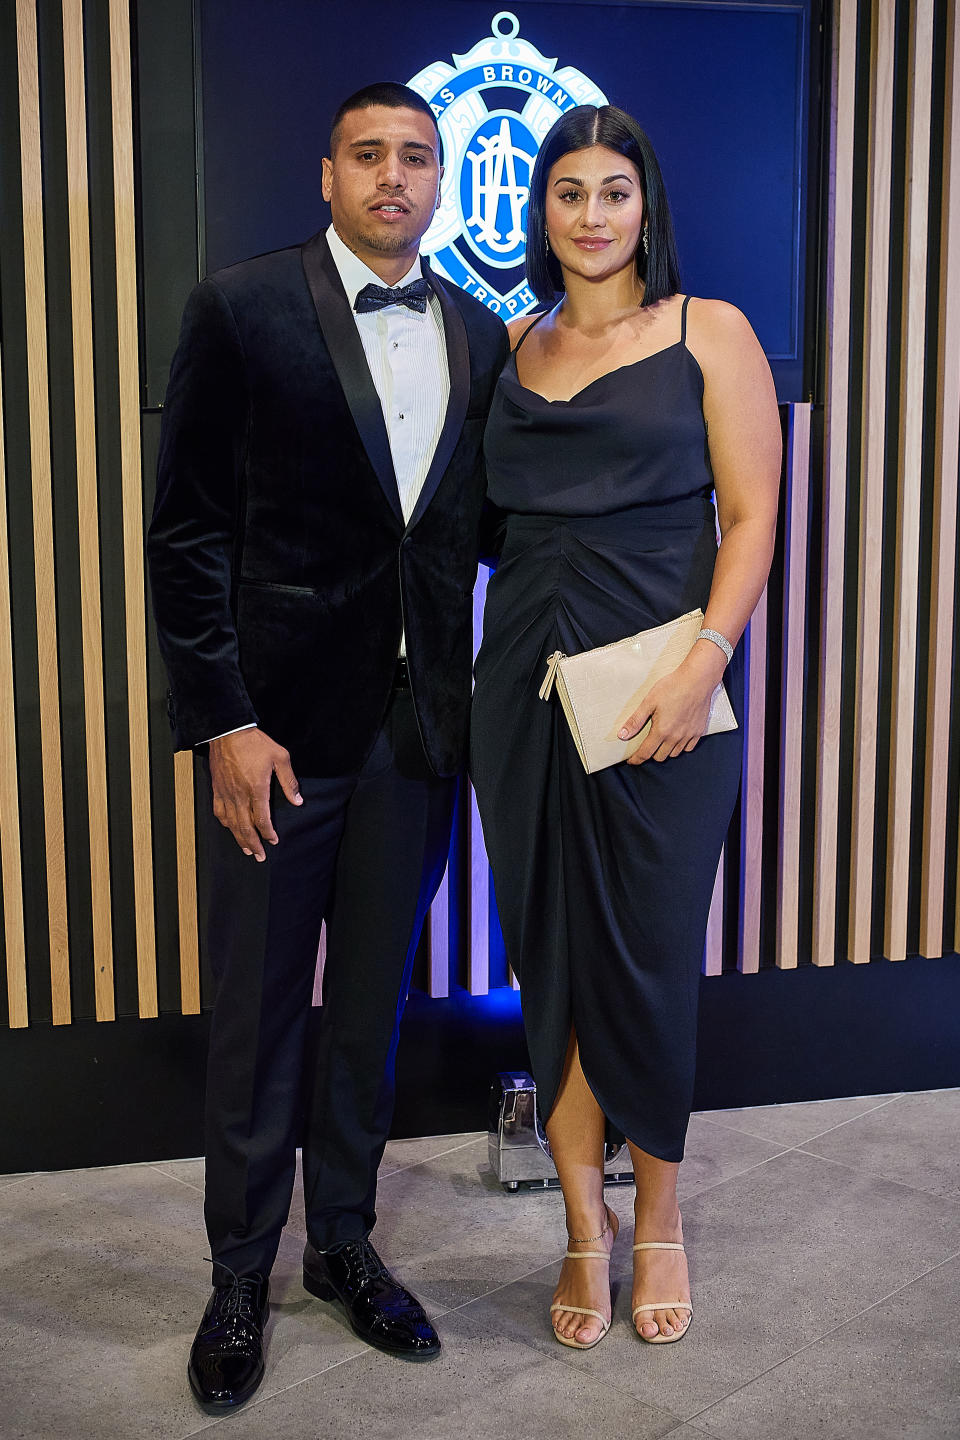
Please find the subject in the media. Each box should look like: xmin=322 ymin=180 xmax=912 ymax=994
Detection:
xmin=621 ymin=298 xmax=781 ymax=764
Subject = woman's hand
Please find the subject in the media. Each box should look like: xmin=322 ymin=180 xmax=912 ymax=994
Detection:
xmin=618 ymin=645 xmax=727 ymax=764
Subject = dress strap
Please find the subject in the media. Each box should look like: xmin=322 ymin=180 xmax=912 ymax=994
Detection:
xmin=680 ymin=294 xmax=690 ymax=347
xmin=513 ymin=305 xmax=553 ymax=356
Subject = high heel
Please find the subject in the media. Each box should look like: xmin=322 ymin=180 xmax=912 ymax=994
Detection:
xmin=631 ymin=1239 xmax=693 ymax=1344
xmin=549 ymin=1204 xmax=617 ymax=1351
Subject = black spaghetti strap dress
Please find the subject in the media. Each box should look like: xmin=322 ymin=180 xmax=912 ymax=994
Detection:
xmin=471 ymin=297 xmax=743 ymax=1162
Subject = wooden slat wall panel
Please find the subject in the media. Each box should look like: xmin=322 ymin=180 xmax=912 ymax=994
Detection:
xmin=886 ymin=0 xmax=935 ymax=960
xmin=921 ymin=0 xmax=960 ymax=956
xmin=813 ymin=0 xmax=857 ymax=969
xmin=109 ymin=0 xmax=157 ymax=1016
xmin=848 ymin=0 xmax=896 ymax=966
xmin=4 ymin=1 xmax=960 ymax=1036
xmin=173 ymin=752 xmax=200 ymax=1013
xmin=777 ymin=406 xmax=811 ymax=969
xmin=16 ymin=0 xmax=71 ymax=1024
xmin=0 ymin=336 xmax=28 ymax=1029
xmin=63 ymin=0 xmax=115 ymax=1019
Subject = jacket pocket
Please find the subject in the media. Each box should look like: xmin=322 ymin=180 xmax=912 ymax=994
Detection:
xmin=238 ymin=577 xmax=319 ymax=597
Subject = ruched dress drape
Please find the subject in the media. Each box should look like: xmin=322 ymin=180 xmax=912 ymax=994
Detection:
xmin=471 ymin=298 xmax=743 ymax=1162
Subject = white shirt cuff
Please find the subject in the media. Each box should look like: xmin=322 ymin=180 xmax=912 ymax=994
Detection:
xmin=203 ymin=723 xmax=258 ymax=745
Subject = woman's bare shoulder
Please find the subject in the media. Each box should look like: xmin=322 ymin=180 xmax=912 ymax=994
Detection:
xmin=507 ymin=311 xmax=547 ymax=350
xmin=684 ymin=296 xmax=757 ymax=345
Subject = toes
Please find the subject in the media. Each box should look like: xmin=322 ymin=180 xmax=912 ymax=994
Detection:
xmin=575 ymin=1316 xmax=602 ymax=1345
xmin=639 ymin=1318 xmax=659 ymax=1338
xmin=656 ymin=1309 xmax=675 ymax=1336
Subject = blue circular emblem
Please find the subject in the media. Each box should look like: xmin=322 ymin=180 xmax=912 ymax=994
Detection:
xmin=458 ymin=112 xmax=537 ymax=271
xmin=408 ymin=12 xmax=608 ymax=315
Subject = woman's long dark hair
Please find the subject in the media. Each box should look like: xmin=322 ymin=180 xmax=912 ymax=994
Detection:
xmin=525 ymin=105 xmax=681 ymax=307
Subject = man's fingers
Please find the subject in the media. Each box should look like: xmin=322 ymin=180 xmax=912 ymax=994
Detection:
xmin=274 ymin=752 xmax=303 ymax=807
xmin=250 ymin=792 xmax=279 ymax=847
xmin=230 ymin=804 xmax=267 ymax=860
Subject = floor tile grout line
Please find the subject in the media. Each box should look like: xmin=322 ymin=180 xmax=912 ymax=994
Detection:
xmin=0 ymin=1173 xmax=38 ymax=1192
xmin=444 ymin=1250 xmax=575 ymax=1314
xmin=377 ymin=1134 xmax=486 ymax=1179
xmin=681 ymin=1247 xmax=960 ymax=1429
xmin=178 ymin=1344 xmax=375 ymax=1438
xmin=148 ymin=1163 xmax=206 ymax=1195
xmin=787 ymin=1144 xmax=960 ymax=1207
xmin=696 ymin=1091 xmax=907 ymax=1148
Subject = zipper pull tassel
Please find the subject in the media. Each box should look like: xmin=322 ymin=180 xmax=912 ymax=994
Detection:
xmin=539 ymin=651 xmax=563 ymax=702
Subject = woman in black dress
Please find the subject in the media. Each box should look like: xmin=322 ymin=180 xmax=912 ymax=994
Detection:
xmin=471 ymin=107 xmax=780 ymax=1349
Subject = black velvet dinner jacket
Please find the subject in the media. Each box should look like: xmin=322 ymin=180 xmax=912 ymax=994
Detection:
xmin=147 ymin=230 xmax=509 ymax=778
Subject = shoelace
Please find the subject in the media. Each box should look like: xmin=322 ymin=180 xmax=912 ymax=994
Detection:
xmin=203 ymin=1259 xmax=264 ymax=1328
xmin=336 ymin=1241 xmax=388 ymax=1283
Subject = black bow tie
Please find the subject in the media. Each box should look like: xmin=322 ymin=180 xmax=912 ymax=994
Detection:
xmin=353 ymin=278 xmax=430 ymax=314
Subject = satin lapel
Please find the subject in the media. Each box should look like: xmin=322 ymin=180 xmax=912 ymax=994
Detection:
xmin=301 ymin=231 xmax=403 ymax=526
xmin=406 ymin=267 xmax=471 ymax=532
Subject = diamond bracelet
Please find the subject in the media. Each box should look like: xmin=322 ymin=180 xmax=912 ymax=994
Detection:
xmin=696 ymin=627 xmax=734 ymax=666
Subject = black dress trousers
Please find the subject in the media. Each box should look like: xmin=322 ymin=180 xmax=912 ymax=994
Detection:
xmin=199 ymin=687 xmax=456 ymax=1283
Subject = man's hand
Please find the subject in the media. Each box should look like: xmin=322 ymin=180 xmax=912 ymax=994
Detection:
xmin=208 ymin=728 xmax=302 ymax=859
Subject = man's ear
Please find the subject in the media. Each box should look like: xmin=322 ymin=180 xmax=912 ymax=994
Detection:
xmin=321 ymin=155 xmax=333 ymax=203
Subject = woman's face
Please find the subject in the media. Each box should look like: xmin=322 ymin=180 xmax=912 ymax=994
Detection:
xmin=543 ymin=145 xmax=645 ymax=285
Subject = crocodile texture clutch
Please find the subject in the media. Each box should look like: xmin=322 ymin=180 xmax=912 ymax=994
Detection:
xmin=539 ymin=608 xmax=737 ymax=774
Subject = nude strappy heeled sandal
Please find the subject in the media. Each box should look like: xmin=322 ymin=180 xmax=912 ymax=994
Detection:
xmin=549 ymin=1205 xmax=617 ymax=1351
xmin=631 ymin=1240 xmax=693 ymax=1344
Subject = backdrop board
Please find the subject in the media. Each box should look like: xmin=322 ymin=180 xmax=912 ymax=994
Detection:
xmin=197 ymin=0 xmax=815 ymax=400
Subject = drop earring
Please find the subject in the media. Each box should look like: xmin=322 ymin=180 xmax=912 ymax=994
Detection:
xmin=544 ymin=225 xmax=550 ymax=249
xmin=642 ymin=224 xmax=649 ymax=255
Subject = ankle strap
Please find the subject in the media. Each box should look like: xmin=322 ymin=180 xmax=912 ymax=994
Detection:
xmin=632 ymin=1241 xmax=685 ymax=1252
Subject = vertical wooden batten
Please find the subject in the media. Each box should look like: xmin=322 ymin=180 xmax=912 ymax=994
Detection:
xmin=814 ymin=0 xmax=857 ymax=968
xmin=777 ymin=404 xmax=811 ymax=969
xmin=738 ymin=589 xmax=768 ymax=973
xmin=848 ymin=0 xmax=895 ymax=965
xmin=886 ymin=0 xmax=935 ymax=961
xmin=921 ymin=0 xmax=960 ymax=956
xmin=109 ymin=0 xmax=158 ymax=1016
xmin=173 ymin=751 xmax=200 ymax=1013
xmin=16 ymin=0 xmax=71 ymax=1023
xmin=0 ymin=337 xmax=28 ymax=1029
xmin=63 ymin=0 xmax=115 ymax=1019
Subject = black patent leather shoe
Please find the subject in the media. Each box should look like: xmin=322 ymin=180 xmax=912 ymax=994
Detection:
xmin=187 ymin=1271 xmax=270 ymax=1410
xmin=303 ymin=1238 xmax=440 ymax=1361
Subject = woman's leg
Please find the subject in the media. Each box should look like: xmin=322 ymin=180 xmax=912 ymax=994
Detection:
xmin=545 ymin=1030 xmax=619 ymax=1345
xmin=627 ymin=1140 xmax=691 ymax=1338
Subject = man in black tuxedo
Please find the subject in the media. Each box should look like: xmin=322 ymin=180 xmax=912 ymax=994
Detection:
xmin=148 ymin=82 xmax=507 ymax=1410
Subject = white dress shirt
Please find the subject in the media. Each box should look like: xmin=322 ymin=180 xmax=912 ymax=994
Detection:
xmin=207 ymin=225 xmax=449 ymax=742
xmin=325 ymin=223 xmax=449 ymax=527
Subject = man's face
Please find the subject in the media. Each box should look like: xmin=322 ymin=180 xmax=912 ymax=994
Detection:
xmin=321 ymin=105 xmax=442 ymax=261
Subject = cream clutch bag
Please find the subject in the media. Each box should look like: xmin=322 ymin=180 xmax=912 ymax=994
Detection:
xmin=538 ymin=607 xmax=737 ymax=774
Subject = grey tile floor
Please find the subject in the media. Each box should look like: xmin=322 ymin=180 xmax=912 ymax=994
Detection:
xmin=2 ymin=1089 xmax=959 ymax=1439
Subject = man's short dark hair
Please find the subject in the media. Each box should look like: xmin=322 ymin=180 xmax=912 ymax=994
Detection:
xmin=330 ymin=83 xmax=442 ymax=160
